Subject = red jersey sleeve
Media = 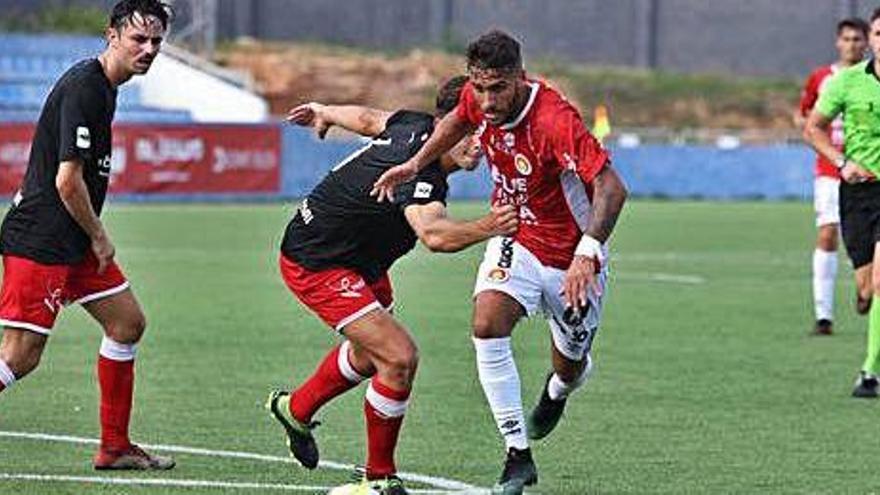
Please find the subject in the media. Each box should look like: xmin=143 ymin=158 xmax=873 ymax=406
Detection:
xmin=799 ymin=70 xmax=821 ymax=117
xmin=548 ymin=106 xmax=609 ymax=184
xmin=455 ymin=81 xmax=483 ymax=125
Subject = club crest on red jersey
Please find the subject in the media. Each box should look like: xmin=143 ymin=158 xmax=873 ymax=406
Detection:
xmin=514 ymin=153 xmax=532 ymax=176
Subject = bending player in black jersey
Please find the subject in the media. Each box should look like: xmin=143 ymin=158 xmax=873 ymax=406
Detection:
xmin=0 ymin=0 xmax=174 ymax=470
xmin=266 ymin=76 xmax=518 ymax=495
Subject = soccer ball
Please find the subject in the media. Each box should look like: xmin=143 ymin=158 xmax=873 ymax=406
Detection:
xmin=326 ymin=483 xmax=378 ymax=495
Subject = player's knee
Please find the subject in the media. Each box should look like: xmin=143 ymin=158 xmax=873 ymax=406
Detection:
xmin=2 ymin=347 xmax=42 ymax=378
xmin=472 ymin=314 xmax=507 ymax=339
xmin=382 ymin=344 xmax=419 ymax=387
xmin=816 ymin=230 xmax=838 ymax=251
xmin=105 ymin=312 xmax=147 ymax=345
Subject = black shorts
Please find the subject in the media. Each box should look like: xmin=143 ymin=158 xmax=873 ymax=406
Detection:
xmin=839 ymin=181 xmax=880 ymax=269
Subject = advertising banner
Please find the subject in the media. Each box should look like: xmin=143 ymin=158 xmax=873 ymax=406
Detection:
xmin=0 ymin=123 xmax=281 ymax=195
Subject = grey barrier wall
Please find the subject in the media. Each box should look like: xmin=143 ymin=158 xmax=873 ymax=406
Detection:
xmin=5 ymin=0 xmax=879 ymax=77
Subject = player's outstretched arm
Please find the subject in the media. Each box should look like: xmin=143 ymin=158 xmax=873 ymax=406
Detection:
xmin=287 ymin=102 xmax=393 ymax=139
xmin=371 ymin=111 xmax=473 ymax=202
xmin=804 ymin=110 xmax=874 ymax=183
xmin=404 ymin=202 xmax=518 ymax=253
xmin=56 ymin=160 xmax=114 ymax=273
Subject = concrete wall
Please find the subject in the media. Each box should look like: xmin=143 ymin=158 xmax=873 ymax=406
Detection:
xmin=6 ymin=0 xmax=874 ymax=77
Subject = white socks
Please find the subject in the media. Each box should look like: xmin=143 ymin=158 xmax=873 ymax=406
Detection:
xmin=0 ymin=358 xmax=15 ymax=389
xmin=473 ymin=337 xmax=528 ymax=451
xmin=813 ymin=249 xmax=837 ymax=321
xmin=547 ymin=355 xmax=593 ymax=401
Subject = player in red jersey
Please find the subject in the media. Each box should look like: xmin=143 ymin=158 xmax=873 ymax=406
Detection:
xmin=373 ymin=31 xmax=628 ymax=494
xmin=0 ymin=0 xmax=174 ymax=470
xmin=796 ymin=18 xmax=868 ymax=335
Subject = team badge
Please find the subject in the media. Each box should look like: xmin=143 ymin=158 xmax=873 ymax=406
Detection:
xmin=486 ymin=267 xmax=510 ymax=283
xmin=514 ymin=153 xmax=532 ymax=176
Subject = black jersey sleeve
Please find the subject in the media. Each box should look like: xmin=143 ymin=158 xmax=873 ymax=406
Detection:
xmin=395 ymin=164 xmax=449 ymax=209
xmin=58 ymin=85 xmax=103 ymax=164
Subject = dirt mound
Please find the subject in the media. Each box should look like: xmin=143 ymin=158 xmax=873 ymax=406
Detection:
xmin=218 ymin=42 xmax=464 ymax=118
xmin=217 ymin=41 xmax=799 ymax=133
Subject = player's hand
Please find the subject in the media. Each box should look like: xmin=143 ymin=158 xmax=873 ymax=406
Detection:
xmin=91 ymin=232 xmax=115 ymax=275
xmin=286 ymin=102 xmax=331 ymax=139
xmin=561 ymin=255 xmax=601 ymax=317
xmin=484 ymin=204 xmax=519 ymax=236
xmin=371 ymin=161 xmax=418 ymax=202
xmin=841 ymin=161 xmax=876 ymax=184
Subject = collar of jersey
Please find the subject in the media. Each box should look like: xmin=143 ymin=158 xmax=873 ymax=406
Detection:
xmin=499 ymin=81 xmax=540 ymax=131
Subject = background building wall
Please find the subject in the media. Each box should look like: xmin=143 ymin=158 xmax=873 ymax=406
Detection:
xmin=3 ymin=0 xmax=872 ymax=76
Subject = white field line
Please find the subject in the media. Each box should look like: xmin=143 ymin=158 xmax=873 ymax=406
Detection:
xmin=0 ymin=474 xmax=330 ymax=492
xmin=0 ymin=430 xmax=484 ymax=493
xmin=614 ymin=271 xmax=706 ymax=285
xmin=0 ymin=473 xmax=476 ymax=494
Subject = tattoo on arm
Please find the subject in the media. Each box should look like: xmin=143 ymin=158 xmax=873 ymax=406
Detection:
xmin=584 ymin=165 xmax=627 ymax=243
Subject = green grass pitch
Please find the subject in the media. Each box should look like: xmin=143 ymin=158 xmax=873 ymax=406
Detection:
xmin=0 ymin=200 xmax=876 ymax=494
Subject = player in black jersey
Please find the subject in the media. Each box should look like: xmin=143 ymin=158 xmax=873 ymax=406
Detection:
xmin=0 ymin=0 xmax=174 ymax=470
xmin=265 ymin=76 xmax=518 ymax=495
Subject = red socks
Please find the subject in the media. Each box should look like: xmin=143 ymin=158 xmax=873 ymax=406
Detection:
xmin=290 ymin=340 xmax=368 ymax=422
xmin=364 ymin=378 xmax=410 ymax=479
xmin=97 ymin=337 xmax=136 ymax=451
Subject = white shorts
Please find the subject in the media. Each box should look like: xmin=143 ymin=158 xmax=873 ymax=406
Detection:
xmin=473 ymin=237 xmax=608 ymax=361
xmin=814 ymin=176 xmax=840 ymax=227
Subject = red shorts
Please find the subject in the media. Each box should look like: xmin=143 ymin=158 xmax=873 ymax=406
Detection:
xmin=0 ymin=253 xmax=129 ymax=335
xmin=279 ymin=254 xmax=393 ymax=331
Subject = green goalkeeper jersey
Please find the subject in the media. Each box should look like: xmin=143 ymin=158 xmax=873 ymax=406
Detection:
xmin=817 ymin=59 xmax=880 ymax=176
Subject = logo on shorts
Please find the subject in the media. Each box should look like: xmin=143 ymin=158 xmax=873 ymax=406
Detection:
xmin=486 ymin=267 xmax=510 ymax=283
xmin=497 ymin=237 xmax=515 ymax=269
xmin=76 ymin=126 xmax=91 ymax=149
xmin=514 ymin=153 xmax=532 ymax=176
xmin=330 ymin=277 xmax=366 ymax=298
xmin=43 ymin=287 xmax=63 ymax=314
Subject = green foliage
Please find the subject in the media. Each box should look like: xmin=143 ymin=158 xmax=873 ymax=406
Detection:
xmin=1 ymin=5 xmax=106 ymax=35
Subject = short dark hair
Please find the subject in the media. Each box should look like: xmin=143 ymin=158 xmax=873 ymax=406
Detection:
xmin=110 ymin=0 xmax=174 ymax=31
xmin=435 ymin=74 xmax=468 ymax=116
xmin=838 ymin=17 xmax=869 ymax=37
xmin=466 ymin=30 xmax=522 ymax=72
xmin=872 ymin=8 xmax=880 ymax=25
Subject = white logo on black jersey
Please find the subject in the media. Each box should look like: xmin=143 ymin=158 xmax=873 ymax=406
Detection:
xmin=98 ymin=155 xmax=112 ymax=177
xmin=413 ymin=182 xmax=433 ymax=199
xmin=76 ymin=126 xmax=91 ymax=149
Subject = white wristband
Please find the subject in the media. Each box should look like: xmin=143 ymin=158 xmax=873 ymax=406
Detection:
xmin=574 ymin=235 xmax=604 ymax=264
